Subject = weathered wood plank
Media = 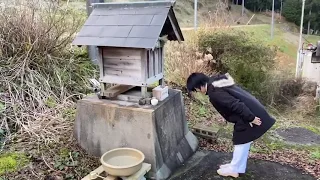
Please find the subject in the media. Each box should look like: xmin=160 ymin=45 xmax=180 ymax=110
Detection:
xmin=140 ymin=50 xmax=148 ymax=98
xmin=141 ymin=86 xmax=148 ymax=98
xmin=98 ymin=48 xmax=106 ymax=96
xmin=148 ymin=50 xmax=154 ymax=78
xmin=141 ymin=50 xmax=148 ymax=83
xmin=160 ymin=47 xmax=164 ymax=73
xmin=154 ymin=48 xmax=159 ymax=75
xmin=168 ymin=11 xmax=183 ymax=42
xmin=103 ymin=47 xmax=142 ymax=60
xmin=103 ymin=67 xmax=141 ymax=79
xmin=158 ymin=48 xmax=162 ymax=74
xmin=159 ymin=47 xmax=165 ymax=86
xmin=98 ymin=48 xmax=104 ymax=79
xmin=146 ymin=73 xmax=163 ymax=85
xmin=100 ymin=75 xmax=143 ymax=86
xmin=104 ymin=85 xmax=135 ymax=98
xmin=103 ymin=58 xmax=141 ymax=71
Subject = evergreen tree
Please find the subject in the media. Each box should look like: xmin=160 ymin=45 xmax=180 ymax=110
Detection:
xmin=282 ymin=0 xmax=301 ymax=25
xmin=232 ymin=0 xmax=320 ymax=32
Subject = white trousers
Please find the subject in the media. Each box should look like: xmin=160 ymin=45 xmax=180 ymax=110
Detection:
xmin=230 ymin=141 xmax=252 ymax=173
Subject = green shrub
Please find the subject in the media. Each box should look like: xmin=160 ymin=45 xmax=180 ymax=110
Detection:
xmin=197 ymin=29 xmax=277 ymax=102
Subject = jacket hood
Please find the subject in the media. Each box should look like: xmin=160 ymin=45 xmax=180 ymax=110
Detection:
xmin=211 ymin=73 xmax=235 ymax=88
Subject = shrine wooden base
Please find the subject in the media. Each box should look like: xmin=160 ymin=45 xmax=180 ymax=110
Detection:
xmin=82 ymin=163 xmax=151 ymax=180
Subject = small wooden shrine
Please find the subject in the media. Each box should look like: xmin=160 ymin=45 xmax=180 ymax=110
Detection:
xmin=73 ymin=1 xmax=184 ymax=99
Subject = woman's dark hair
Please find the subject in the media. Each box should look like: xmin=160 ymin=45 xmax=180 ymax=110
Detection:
xmin=186 ymin=73 xmax=209 ymax=92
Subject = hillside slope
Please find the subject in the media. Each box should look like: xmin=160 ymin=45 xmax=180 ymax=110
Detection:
xmin=173 ymin=0 xmax=284 ymax=27
xmin=174 ymin=0 xmax=251 ymax=27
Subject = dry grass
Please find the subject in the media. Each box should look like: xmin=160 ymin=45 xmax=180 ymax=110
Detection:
xmin=165 ymin=0 xmax=235 ymax=87
xmin=0 ymin=0 xmax=97 ymax=145
xmin=164 ymin=41 xmax=212 ymax=87
xmin=199 ymin=0 xmax=237 ymax=28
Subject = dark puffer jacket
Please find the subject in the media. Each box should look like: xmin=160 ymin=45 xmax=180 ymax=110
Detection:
xmin=207 ymin=74 xmax=276 ymax=145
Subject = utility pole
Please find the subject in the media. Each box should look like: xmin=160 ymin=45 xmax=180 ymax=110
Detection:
xmin=271 ymin=0 xmax=275 ymax=39
xmin=86 ymin=0 xmax=104 ymax=65
xmin=295 ymin=0 xmax=306 ymax=78
xmin=242 ymin=0 xmax=245 ymax=16
xmin=194 ymin=0 xmax=197 ymax=30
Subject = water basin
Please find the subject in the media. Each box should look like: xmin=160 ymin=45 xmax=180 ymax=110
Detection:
xmin=100 ymin=148 xmax=145 ymax=177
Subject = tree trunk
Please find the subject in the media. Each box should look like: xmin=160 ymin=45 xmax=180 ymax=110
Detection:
xmin=314 ymin=24 xmax=318 ymax=35
xmin=266 ymin=4 xmax=268 ymax=12
xmin=242 ymin=0 xmax=245 ymax=16
xmin=280 ymin=0 xmax=283 ymax=20
xmin=307 ymin=9 xmax=311 ymax=35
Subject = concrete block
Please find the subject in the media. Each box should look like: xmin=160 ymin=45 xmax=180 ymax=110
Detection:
xmin=74 ymin=89 xmax=198 ymax=180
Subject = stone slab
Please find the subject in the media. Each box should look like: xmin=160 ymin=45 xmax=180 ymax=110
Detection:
xmin=74 ymin=89 xmax=198 ymax=180
xmin=169 ymin=151 xmax=316 ymax=180
xmin=275 ymin=127 xmax=320 ymax=145
xmin=82 ymin=163 xmax=151 ymax=180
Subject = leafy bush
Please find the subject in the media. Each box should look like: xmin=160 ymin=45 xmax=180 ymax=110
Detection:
xmin=197 ymin=29 xmax=277 ymax=101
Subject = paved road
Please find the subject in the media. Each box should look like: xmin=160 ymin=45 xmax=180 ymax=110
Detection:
xmin=181 ymin=24 xmax=267 ymax=31
xmin=169 ymin=151 xmax=316 ymax=180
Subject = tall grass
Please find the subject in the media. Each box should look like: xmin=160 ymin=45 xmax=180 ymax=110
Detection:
xmin=0 ymin=0 xmax=97 ymax=144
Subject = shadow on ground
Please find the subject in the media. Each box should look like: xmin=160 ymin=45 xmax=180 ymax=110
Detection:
xmin=169 ymin=151 xmax=315 ymax=180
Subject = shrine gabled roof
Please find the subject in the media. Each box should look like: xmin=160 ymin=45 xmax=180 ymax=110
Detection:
xmin=72 ymin=1 xmax=184 ymax=49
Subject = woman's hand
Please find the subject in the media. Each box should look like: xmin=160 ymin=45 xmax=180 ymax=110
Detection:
xmin=250 ymin=117 xmax=262 ymax=127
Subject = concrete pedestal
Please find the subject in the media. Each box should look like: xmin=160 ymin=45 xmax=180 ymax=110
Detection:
xmin=74 ymin=89 xmax=198 ymax=180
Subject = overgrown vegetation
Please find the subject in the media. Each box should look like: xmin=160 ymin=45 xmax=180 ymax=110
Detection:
xmin=166 ymin=26 xmax=309 ymax=107
xmin=0 ymin=0 xmax=97 ymax=144
xmin=0 ymin=153 xmax=29 ymax=176
xmin=197 ymin=30 xmax=276 ymax=98
xmin=0 ymin=0 xmax=99 ymax=179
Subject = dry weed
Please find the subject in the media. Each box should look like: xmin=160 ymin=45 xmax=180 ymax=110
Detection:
xmin=198 ymin=0 xmax=233 ymax=31
xmin=293 ymin=95 xmax=317 ymax=116
xmin=0 ymin=0 xmax=96 ymax=145
xmin=164 ymin=41 xmax=213 ymax=87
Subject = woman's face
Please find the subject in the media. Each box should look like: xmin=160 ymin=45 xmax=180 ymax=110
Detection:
xmin=196 ymin=85 xmax=207 ymax=94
